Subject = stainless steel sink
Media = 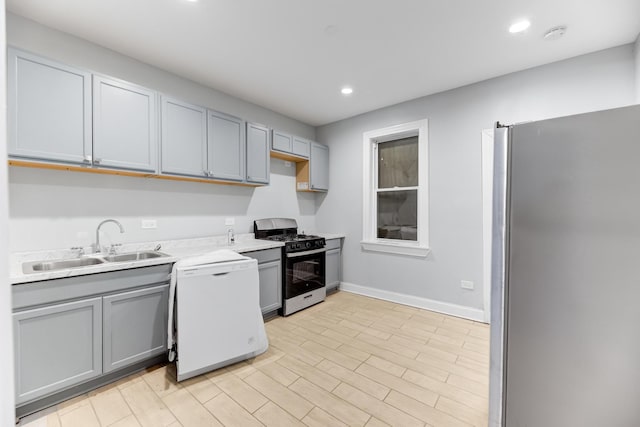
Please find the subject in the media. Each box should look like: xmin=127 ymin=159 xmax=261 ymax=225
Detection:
xmin=22 ymin=257 xmax=105 ymax=273
xmin=102 ymin=251 xmax=169 ymax=263
xmin=22 ymin=251 xmax=170 ymax=274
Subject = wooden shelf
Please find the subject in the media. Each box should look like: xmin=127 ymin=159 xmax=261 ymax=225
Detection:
xmin=8 ymin=160 xmax=261 ymax=187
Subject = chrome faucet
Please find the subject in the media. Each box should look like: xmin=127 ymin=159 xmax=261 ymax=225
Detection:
xmin=94 ymin=219 xmax=125 ymax=253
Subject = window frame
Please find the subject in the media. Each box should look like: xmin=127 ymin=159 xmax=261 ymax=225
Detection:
xmin=361 ymin=119 xmax=430 ymax=257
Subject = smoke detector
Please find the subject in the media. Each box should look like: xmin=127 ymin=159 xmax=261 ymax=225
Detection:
xmin=544 ymin=26 xmax=567 ymax=40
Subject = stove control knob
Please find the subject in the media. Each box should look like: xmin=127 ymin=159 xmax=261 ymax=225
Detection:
xmin=306 ymin=242 xmax=311 ymax=249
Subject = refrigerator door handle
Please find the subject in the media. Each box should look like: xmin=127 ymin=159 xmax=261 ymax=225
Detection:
xmin=488 ymin=124 xmax=511 ymax=427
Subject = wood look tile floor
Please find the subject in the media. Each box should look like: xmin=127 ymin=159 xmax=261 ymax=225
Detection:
xmin=19 ymin=291 xmax=489 ymax=427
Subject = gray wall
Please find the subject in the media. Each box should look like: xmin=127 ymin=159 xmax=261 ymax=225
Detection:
xmin=7 ymin=13 xmax=318 ymax=252
xmin=1 ymin=1 xmax=16 ymax=422
xmin=635 ymin=33 xmax=640 ymax=102
xmin=315 ymin=45 xmax=637 ymax=311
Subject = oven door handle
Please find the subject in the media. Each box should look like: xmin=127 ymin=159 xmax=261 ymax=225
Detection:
xmin=286 ymin=247 xmax=328 ymax=258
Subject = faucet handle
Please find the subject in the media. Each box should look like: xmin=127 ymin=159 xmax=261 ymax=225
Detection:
xmin=108 ymin=243 xmax=122 ymax=255
xmin=71 ymin=246 xmax=85 ymax=257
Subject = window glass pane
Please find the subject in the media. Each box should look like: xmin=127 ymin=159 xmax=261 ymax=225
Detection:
xmin=378 ymin=136 xmax=418 ymax=189
xmin=377 ymin=190 xmax=417 ymax=241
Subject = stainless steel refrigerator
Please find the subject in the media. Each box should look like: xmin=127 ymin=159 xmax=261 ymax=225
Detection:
xmin=489 ymin=104 xmax=640 ymax=427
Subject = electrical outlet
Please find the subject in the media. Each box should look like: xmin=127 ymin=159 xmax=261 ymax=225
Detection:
xmin=461 ymin=280 xmax=474 ymax=290
xmin=225 ymin=217 xmax=235 ymax=226
xmin=284 ymin=161 xmax=292 ymax=168
xmin=141 ymin=219 xmax=157 ymax=229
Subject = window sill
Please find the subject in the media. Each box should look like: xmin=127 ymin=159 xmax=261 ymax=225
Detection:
xmin=360 ymin=240 xmax=430 ymax=258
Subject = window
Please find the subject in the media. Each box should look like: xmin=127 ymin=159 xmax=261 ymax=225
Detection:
xmin=361 ymin=119 xmax=429 ymax=257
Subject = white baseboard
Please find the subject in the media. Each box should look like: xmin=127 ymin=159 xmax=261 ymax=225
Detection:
xmin=339 ymin=282 xmax=486 ymax=323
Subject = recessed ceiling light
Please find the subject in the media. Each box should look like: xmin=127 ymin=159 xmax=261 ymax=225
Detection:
xmin=544 ymin=26 xmax=567 ymax=40
xmin=509 ymin=20 xmax=531 ymax=34
xmin=341 ymin=87 xmax=353 ymax=95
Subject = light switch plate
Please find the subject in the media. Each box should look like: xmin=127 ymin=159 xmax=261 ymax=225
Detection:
xmin=141 ymin=219 xmax=157 ymax=229
xmin=225 ymin=217 xmax=235 ymax=226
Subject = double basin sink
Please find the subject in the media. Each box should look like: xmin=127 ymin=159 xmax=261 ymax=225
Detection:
xmin=22 ymin=251 xmax=170 ymax=274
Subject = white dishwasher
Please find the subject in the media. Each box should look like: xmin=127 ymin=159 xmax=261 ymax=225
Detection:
xmin=171 ymin=251 xmax=268 ymax=381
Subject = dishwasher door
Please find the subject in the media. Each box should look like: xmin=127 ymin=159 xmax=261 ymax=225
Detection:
xmin=175 ymin=258 xmax=267 ymax=381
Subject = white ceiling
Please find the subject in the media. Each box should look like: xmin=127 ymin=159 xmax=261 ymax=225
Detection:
xmin=7 ymin=0 xmax=640 ymax=126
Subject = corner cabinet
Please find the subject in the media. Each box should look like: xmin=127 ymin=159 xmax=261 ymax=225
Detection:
xmin=325 ymin=238 xmax=342 ymax=291
xmin=246 ymin=123 xmax=271 ymax=184
xmin=93 ymin=75 xmax=158 ymax=172
xmin=243 ymin=248 xmax=282 ymax=315
xmin=207 ymin=110 xmax=245 ymax=182
xmin=310 ymin=142 xmax=329 ymax=191
xmin=7 ymin=47 xmax=92 ymax=165
xmin=13 ymin=297 xmax=102 ymax=405
xmin=295 ymin=141 xmax=330 ymax=192
xmin=160 ymin=96 xmax=207 ymax=177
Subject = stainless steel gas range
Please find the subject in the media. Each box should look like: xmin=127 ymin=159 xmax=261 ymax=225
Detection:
xmin=254 ymin=218 xmax=326 ymax=316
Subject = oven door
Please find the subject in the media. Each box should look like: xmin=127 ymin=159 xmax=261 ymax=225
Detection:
xmin=285 ymin=248 xmax=326 ymax=299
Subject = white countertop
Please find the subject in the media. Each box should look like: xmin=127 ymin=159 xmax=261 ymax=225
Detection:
xmin=10 ymin=232 xmax=346 ymax=285
xmin=9 ymin=234 xmax=283 ymax=285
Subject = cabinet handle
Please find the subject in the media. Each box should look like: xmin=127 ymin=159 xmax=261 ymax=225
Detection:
xmin=83 ymin=155 xmax=91 ymax=164
xmin=209 ymin=171 xmax=214 ymax=177
xmin=203 ymin=171 xmax=209 ymax=177
xmin=94 ymin=158 xmax=102 ymax=165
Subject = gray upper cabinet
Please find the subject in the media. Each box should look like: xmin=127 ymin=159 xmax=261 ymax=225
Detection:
xmin=292 ymin=136 xmax=310 ymax=158
xmin=310 ymin=142 xmax=329 ymax=191
xmin=246 ymin=122 xmax=270 ymax=185
xmin=272 ymin=130 xmax=292 ymax=153
xmin=103 ymin=284 xmax=169 ymax=373
xmin=160 ymin=96 xmax=207 ymax=177
xmin=271 ymin=130 xmax=309 ymax=160
xmin=93 ymin=75 xmax=158 ymax=172
xmin=13 ymin=297 xmax=102 ymax=405
xmin=207 ymin=110 xmax=245 ymax=181
xmin=7 ymin=48 xmax=92 ymax=165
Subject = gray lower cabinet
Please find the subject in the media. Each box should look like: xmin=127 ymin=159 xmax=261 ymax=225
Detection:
xmin=93 ymin=75 xmax=158 ymax=172
xmin=7 ymin=47 xmax=92 ymax=165
xmin=160 ymin=96 xmax=207 ymax=177
xmin=207 ymin=110 xmax=245 ymax=181
xmin=13 ymin=297 xmax=102 ymax=405
xmin=325 ymin=238 xmax=342 ymax=290
xmin=103 ymin=284 xmax=169 ymax=373
xmin=246 ymin=122 xmax=270 ymax=184
xmin=243 ymin=248 xmax=282 ymax=314
xmin=12 ymin=264 xmax=172 ymax=409
xmin=310 ymin=142 xmax=330 ymax=191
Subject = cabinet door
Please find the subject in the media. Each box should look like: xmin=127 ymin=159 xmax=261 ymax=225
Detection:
xmin=8 ymin=48 xmax=92 ymax=164
xmin=292 ymin=136 xmax=310 ymax=158
xmin=93 ymin=75 xmax=158 ymax=172
xmin=272 ymin=130 xmax=292 ymax=153
xmin=161 ymin=97 xmax=207 ymax=177
xmin=207 ymin=110 xmax=245 ymax=181
xmin=310 ymin=142 xmax=329 ymax=191
xmin=246 ymin=122 xmax=270 ymax=184
xmin=257 ymin=260 xmax=282 ymax=314
xmin=103 ymin=284 xmax=169 ymax=373
xmin=326 ymin=248 xmax=341 ymax=290
xmin=13 ymin=298 xmax=102 ymax=404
